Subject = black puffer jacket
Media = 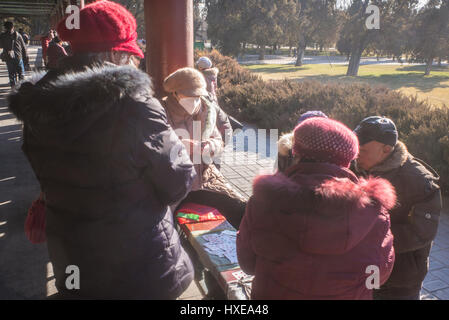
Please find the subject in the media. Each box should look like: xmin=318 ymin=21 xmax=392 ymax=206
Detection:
xmin=8 ymin=61 xmax=196 ymax=299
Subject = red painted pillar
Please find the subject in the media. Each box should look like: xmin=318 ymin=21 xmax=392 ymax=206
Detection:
xmin=144 ymin=0 xmax=194 ymax=98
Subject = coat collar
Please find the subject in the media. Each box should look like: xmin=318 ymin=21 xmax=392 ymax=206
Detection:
xmin=251 ymin=161 xmax=396 ymax=255
xmin=201 ymin=67 xmax=219 ymax=78
xmin=254 ymin=161 xmax=396 ymax=212
xmin=8 ymin=63 xmax=153 ymax=125
xmin=356 ymin=141 xmax=409 ymax=174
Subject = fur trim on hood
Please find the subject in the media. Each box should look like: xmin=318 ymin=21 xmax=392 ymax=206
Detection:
xmin=201 ymin=67 xmax=219 ymax=78
xmin=250 ymin=162 xmax=396 ymax=255
xmin=277 ymin=132 xmax=293 ymax=156
xmin=8 ymin=63 xmax=153 ymax=125
xmin=253 ymin=168 xmax=396 ymax=213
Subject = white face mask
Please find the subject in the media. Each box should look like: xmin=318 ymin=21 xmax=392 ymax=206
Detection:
xmin=179 ymin=97 xmax=202 ymax=115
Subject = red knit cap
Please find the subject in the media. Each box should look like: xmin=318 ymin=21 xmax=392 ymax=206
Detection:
xmin=57 ymin=0 xmax=144 ymax=58
xmin=292 ymin=117 xmax=359 ymax=168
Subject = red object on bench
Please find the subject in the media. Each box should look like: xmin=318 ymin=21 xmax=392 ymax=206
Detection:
xmin=25 ymin=198 xmax=46 ymax=244
xmin=176 ymin=202 xmax=226 ymax=224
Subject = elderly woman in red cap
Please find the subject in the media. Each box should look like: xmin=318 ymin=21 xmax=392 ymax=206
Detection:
xmin=8 ymin=0 xmax=196 ymax=299
xmin=237 ymin=117 xmax=397 ymax=300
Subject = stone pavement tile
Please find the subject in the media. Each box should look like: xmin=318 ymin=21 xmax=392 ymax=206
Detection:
xmin=438 ymin=247 xmax=449 ymax=260
xmin=430 ymin=249 xmax=449 ymax=263
xmin=223 ymin=172 xmax=242 ymax=179
xmin=437 ymin=222 xmax=449 ymax=233
xmin=440 ymin=233 xmax=449 ymax=242
xmin=436 ymin=240 xmax=449 ymax=250
xmin=424 ymin=272 xmax=440 ymax=282
xmin=177 ymin=281 xmax=204 ymax=300
xmin=433 ymin=287 xmax=449 ymax=300
xmin=229 ymin=166 xmax=247 ymax=172
xmin=431 ymin=243 xmax=443 ymax=253
xmin=437 ymin=230 xmax=449 ymax=241
xmin=429 ymin=258 xmax=446 ymax=271
xmin=431 ymin=268 xmax=449 ymax=283
xmin=438 ymin=231 xmax=449 ymax=241
xmin=432 ymin=252 xmax=449 ymax=267
xmin=423 ymin=279 xmax=449 ymax=292
xmin=440 ymin=215 xmax=449 ymax=227
xmin=420 ymin=290 xmax=439 ymax=300
xmin=234 ymin=178 xmax=249 ymax=186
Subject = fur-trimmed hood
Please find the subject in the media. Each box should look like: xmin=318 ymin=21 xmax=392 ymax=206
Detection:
xmin=355 ymin=140 xmax=440 ymax=182
xmin=250 ymin=162 xmax=396 ymax=255
xmin=8 ymin=63 xmax=153 ymax=142
xmin=277 ymin=132 xmax=293 ymax=156
xmin=201 ymin=67 xmax=219 ymax=80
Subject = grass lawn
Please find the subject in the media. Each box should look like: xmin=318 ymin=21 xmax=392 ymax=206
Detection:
xmin=245 ymin=63 xmax=449 ymax=108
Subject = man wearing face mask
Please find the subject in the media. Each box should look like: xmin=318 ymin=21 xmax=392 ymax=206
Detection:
xmin=161 ymin=67 xmax=246 ymax=229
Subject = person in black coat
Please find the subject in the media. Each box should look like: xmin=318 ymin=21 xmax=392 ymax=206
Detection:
xmin=0 ymin=21 xmax=28 ymax=87
xmin=8 ymin=0 xmax=196 ymax=299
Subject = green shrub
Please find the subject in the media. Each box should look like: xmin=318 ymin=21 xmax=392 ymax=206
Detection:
xmin=195 ymin=50 xmax=449 ymax=193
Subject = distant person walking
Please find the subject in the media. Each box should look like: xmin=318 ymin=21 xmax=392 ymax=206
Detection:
xmin=18 ymin=28 xmax=31 ymax=71
xmin=18 ymin=28 xmax=29 ymax=46
xmin=40 ymin=30 xmax=54 ymax=67
xmin=195 ymin=55 xmax=242 ymax=136
xmin=46 ymin=36 xmax=68 ymax=70
xmin=0 ymin=21 xmax=28 ymax=87
xmin=196 ymin=56 xmax=219 ymax=102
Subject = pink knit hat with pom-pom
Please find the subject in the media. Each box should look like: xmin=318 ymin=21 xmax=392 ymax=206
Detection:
xmin=293 ymin=117 xmax=359 ymax=168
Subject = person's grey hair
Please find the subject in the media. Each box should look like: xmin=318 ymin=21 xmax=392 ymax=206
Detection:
xmin=84 ymin=51 xmax=135 ymax=66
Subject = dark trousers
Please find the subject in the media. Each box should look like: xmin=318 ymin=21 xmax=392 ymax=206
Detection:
xmin=373 ymin=285 xmax=422 ymax=300
xmin=6 ymin=58 xmax=25 ymax=87
xmin=373 ymin=244 xmax=431 ymax=300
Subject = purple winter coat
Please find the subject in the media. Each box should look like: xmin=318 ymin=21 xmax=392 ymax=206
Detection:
xmin=237 ymin=162 xmax=396 ymax=300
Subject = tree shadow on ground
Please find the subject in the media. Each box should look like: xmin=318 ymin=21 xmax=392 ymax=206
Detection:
xmin=356 ymin=73 xmax=449 ymax=93
xmin=398 ymin=65 xmax=449 ymax=73
xmin=248 ymin=65 xmax=310 ymax=74
xmin=291 ymin=72 xmax=449 ymax=93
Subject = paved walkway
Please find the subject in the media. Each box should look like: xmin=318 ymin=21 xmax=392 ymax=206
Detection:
xmin=238 ymin=54 xmax=448 ymax=67
xmin=0 ymin=46 xmax=448 ymax=300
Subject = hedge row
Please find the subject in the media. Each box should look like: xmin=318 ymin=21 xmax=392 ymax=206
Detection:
xmin=195 ymin=50 xmax=449 ymax=193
